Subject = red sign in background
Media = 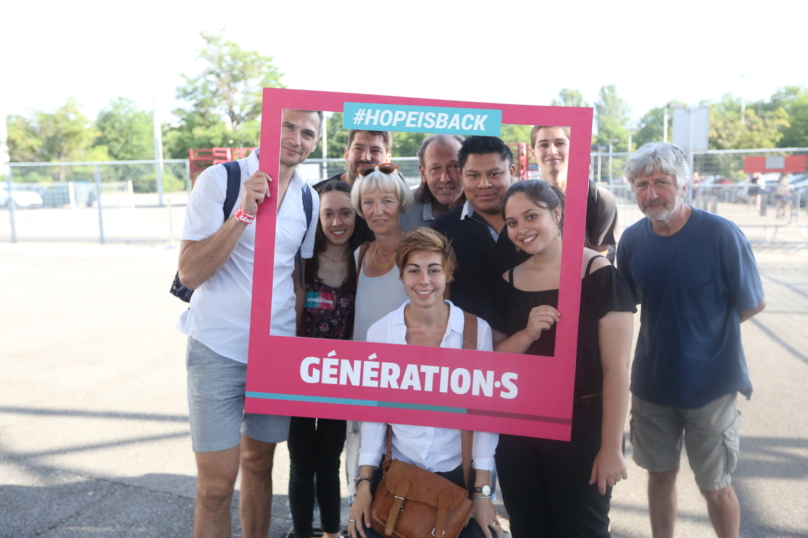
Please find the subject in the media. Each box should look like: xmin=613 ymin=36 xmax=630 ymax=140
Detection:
xmin=245 ymin=88 xmax=593 ymax=440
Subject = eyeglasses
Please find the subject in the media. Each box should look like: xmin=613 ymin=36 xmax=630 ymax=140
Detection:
xmin=358 ymin=163 xmax=400 ymax=177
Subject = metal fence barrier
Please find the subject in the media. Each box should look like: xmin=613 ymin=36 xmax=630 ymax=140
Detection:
xmin=3 ymin=160 xmax=190 ymax=244
xmin=3 ymin=149 xmax=807 ymax=245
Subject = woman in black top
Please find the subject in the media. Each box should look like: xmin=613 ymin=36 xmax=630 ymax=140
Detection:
xmin=492 ymin=180 xmax=635 ymax=538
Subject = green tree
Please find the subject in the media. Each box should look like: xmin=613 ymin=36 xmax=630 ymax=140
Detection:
xmin=94 ymin=97 xmax=153 ymax=161
xmin=165 ymin=32 xmax=284 ymax=158
xmin=7 ymin=98 xmax=102 ymax=165
xmin=708 ymin=94 xmax=788 ymax=150
xmin=499 ymin=124 xmax=533 ymax=147
xmin=634 ymin=101 xmax=687 ymax=148
xmin=390 ymin=132 xmax=427 ymax=158
xmin=769 ymin=85 xmax=808 ymax=148
xmin=594 ymin=85 xmax=630 ymax=151
xmin=551 ymin=88 xmax=588 ymax=108
xmin=163 ymin=120 xmax=261 ymax=160
xmin=323 ymin=113 xmax=349 ymax=159
xmin=174 ymin=31 xmax=285 ymax=130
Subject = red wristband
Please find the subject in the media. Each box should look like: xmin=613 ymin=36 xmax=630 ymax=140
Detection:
xmin=234 ymin=208 xmax=255 ymax=224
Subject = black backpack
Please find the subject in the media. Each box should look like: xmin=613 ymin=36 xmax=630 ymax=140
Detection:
xmin=170 ymin=161 xmax=313 ymax=302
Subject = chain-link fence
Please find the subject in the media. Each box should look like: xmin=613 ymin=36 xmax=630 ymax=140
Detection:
xmin=3 ymin=150 xmax=807 ymax=245
xmin=296 ymin=157 xmax=421 ymax=188
xmin=2 ymin=160 xmax=190 ymax=243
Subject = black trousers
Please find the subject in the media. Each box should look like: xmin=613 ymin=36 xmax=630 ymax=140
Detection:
xmin=287 ymin=417 xmax=347 ymax=538
xmin=495 ymin=399 xmax=613 ymax=538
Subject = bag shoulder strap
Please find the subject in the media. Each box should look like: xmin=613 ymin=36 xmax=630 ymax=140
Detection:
xmin=462 ymin=311 xmax=477 ymax=350
xmin=222 ymin=161 xmax=241 ymax=222
xmin=461 ymin=310 xmax=477 ymax=489
xmin=383 ymin=424 xmax=394 ymax=471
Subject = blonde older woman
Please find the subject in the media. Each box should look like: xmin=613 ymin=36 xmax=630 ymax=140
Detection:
xmin=345 ymin=163 xmax=415 ymax=501
xmin=350 ymin=163 xmax=415 ymax=342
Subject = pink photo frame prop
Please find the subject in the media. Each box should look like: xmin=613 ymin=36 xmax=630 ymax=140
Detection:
xmin=245 ymin=88 xmax=593 ymax=440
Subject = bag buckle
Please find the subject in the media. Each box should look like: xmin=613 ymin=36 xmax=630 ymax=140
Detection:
xmin=394 ymin=495 xmax=405 ymax=511
xmin=431 ymin=529 xmax=444 ymax=536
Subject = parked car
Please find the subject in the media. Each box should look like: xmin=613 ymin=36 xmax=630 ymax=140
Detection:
xmin=734 ymin=173 xmax=779 ymax=204
xmin=0 ymin=185 xmax=43 ymax=208
xmin=39 ymin=181 xmax=96 ymax=207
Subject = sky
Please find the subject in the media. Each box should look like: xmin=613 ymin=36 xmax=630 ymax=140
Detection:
xmin=1 ymin=0 xmax=804 ymax=131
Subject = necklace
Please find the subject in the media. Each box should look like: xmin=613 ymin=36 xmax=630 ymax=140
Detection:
xmin=373 ymin=243 xmax=395 ymax=270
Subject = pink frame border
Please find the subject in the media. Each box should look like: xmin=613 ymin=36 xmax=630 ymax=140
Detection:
xmin=245 ymin=88 xmax=593 ymax=440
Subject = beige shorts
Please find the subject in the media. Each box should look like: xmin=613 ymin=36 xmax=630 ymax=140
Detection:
xmin=630 ymin=393 xmax=740 ymax=491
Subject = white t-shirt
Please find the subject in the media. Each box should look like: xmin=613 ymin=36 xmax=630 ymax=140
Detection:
xmin=177 ymin=149 xmax=319 ymax=363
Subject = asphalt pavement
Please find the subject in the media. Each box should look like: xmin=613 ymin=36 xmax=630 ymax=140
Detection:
xmin=1 ymin=242 xmax=807 ymax=537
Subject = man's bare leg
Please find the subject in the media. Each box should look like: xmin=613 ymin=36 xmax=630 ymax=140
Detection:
xmin=701 ymin=485 xmax=740 ymax=538
xmin=195 ymin=445 xmax=240 ymax=538
xmin=648 ymin=469 xmax=679 ymax=538
xmin=239 ymin=434 xmax=277 ymax=538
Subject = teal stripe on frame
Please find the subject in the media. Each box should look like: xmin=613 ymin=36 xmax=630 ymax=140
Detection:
xmin=246 ymin=392 xmax=376 ymax=407
xmin=246 ymin=392 xmax=467 ymax=414
xmin=378 ymin=401 xmax=467 ymax=414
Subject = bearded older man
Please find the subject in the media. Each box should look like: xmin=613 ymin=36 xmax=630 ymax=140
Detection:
xmin=617 ymin=142 xmax=766 ymax=538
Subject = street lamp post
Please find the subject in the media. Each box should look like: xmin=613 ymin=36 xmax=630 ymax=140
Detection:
xmin=608 ymin=138 xmax=619 ymax=183
xmin=740 ymin=74 xmax=749 ymax=127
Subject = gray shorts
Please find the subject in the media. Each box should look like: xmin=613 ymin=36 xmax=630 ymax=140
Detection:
xmin=186 ymin=336 xmax=290 ymax=453
xmin=630 ymin=393 xmax=740 ymax=491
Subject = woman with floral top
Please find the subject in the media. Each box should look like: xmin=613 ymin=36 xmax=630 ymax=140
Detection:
xmin=289 ymin=180 xmax=361 ymax=538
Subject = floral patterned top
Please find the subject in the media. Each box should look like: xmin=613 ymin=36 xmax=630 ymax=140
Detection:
xmin=301 ymin=275 xmax=357 ymax=340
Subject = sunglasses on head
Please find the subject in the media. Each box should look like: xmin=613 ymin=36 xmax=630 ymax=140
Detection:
xmin=358 ymin=163 xmax=400 ymax=177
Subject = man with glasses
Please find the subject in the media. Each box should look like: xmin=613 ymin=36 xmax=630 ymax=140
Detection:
xmin=177 ymin=109 xmax=322 ymax=538
xmin=401 ymin=134 xmax=465 ymax=232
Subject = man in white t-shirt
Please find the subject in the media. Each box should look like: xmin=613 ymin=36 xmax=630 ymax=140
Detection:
xmin=177 ymin=109 xmax=321 ymax=538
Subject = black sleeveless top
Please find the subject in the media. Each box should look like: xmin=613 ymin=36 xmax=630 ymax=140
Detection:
xmin=492 ymin=257 xmax=636 ymax=398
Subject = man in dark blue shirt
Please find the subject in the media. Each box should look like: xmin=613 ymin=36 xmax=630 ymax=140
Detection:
xmin=432 ymin=136 xmax=526 ymax=325
xmin=617 ymin=143 xmax=765 ymax=538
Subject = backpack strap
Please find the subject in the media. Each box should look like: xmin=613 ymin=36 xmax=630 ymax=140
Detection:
xmin=296 ymin=183 xmax=315 ymax=288
xmin=222 ymin=161 xmax=242 ymax=223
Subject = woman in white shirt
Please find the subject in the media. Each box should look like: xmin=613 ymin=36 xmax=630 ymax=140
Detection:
xmin=348 ymin=228 xmax=500 ymax=538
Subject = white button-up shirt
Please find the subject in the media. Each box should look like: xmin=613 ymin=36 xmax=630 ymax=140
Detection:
xmin=358 ymin=301 xmax=498 ymax=472
xmin=460 ymin=200 xmax=500 ymax=242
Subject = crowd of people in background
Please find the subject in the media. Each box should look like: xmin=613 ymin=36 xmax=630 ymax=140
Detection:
xmin=177 ymin=109 xmax=764 ymax=538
